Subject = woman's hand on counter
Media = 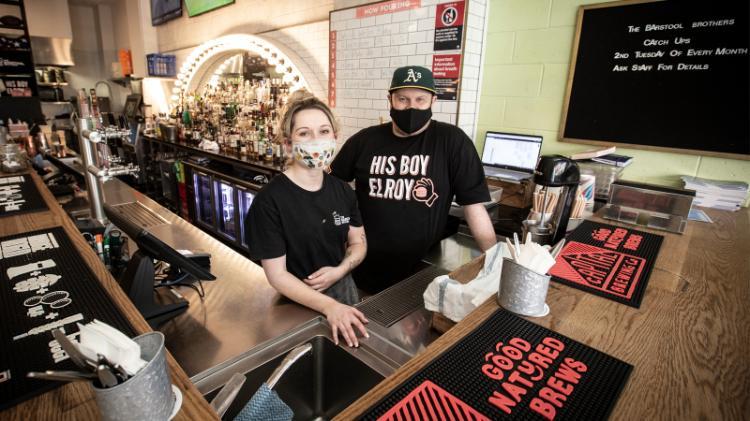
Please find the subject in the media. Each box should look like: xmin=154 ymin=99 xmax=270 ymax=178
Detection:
xmin=305 ymin=266 xmax=345 ymax=292
xmin=324 ymin=303 xmax=369 ymax=348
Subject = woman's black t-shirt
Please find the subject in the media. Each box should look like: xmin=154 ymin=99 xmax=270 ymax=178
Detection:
xmin=245 ymin=172 xmax=362 ymax=281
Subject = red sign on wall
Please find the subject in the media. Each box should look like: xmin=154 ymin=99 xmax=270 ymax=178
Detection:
xmin=432 ymin=54 xmax=461 ymax=78
xmin=435 ymin=1 xmax=465 ymax=28
xmin=434 ymin=0 xmax=465 ymax=51
xmin=356 ymin=0 xmax=421 ymax=19
xmin=329 ymin=31 xmax=336 ymax=108
xmin=432 ymin=54 xmax=461 ymax=101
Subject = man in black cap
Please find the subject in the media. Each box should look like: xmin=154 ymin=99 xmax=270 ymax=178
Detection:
xmin=330 ymin=65 xmax=496 ymax=294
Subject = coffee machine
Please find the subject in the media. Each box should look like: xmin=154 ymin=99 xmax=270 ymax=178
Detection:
xmin=533 ymin=155 xmax=580 ymax=244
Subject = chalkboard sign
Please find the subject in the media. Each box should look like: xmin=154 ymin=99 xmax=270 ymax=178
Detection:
xmin=561 ymin=1 xmax=749 ymax=160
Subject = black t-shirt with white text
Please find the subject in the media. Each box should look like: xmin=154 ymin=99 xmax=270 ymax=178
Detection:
xmin=330 ymin=120 xmax=489 ymax=292
xmin=245 ymin=173 xmax=362 ymax=281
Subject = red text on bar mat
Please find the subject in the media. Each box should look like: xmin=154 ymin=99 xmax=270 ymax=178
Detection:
xmin=549 ymin=220 xmax=663 ymax=308
xmin=360 ymin=309 xmax=632 ymax=420
xmin=0 ymin=227 xmax=135 ymax=411
xmin=0 ymin=174 xmax=48 ymax=218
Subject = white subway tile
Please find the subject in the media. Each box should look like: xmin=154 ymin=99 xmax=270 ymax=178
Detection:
xmin=366 ymin=69 xmax=381 ymax=79
xmin=411 ymin=6 xmax=429 ymax=19
xmin=391 ymin=10 xmax=411 ymax=23
xmin=441 ymin=101 xmax=457 ymax=114
xmin=416 ymin=42 xmax=434 ymax=55
xmin=375 ymin=35 xmax=390 ymax=47
xmin=374 ymin=57 xmax=390 ymax=68
xmin=464 ymin=53 xmax=481 ymax=67
xmin=399 ymin=44 xmax=417 ymax=56
xmin=360 ymin=16 xmax=376 ymax=28
xmin=382 ymin=22 xmax=400 ymax=35
xmin=400 ymin=21 xmax=418 ymax=33
xmin=390 ymin=33 xmax=409 ymax=45
xmin=359 ymin=38 xmax=375 ymax=48
xmin=366 ymin=89 xmax=381 ymax=99
xmin=458 ymin=113 xmax=474 ymax=126
xmin=376 ymin=13 xmax=392 ymax=25
xmin=462 ymin=77 xmax=478 ymax=91
xmin=467 ymin=27 xmax=483 ymax=43
xmin=417 ymin=17 xmax=433 ymax=32
xmin=460 ymin=90 xmax=477 ymax=103
xmin=374 ymin=79 xmax=389 ymax=90
xmin=357 ymin=98 xmax=373 ymax=108
xmin=408 ymin=31 xmax=428 ymax=44
xmin=463 ymin=65 xmax=479 ymax=79
xmin=466 ymin=40 xmax=482 ymax=54
xmin=390 ymin=56 xmax=408 ymax=67
xmin=459 ymin=101 xmax=476 ymax=114
xmin=365 ymin=109 xmax=381 ymax=119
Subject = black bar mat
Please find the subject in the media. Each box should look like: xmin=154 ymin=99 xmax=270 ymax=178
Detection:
xmin=549 ymin=220 xmax=664 ymax=308
xmin=360 ymin=309 xmax=632 ymax=420
xmin=0 ymin=227 xmax=136 ymax=411
xmin=358 ymin=265 xmax=448 ymax=327
xmin=0 ymin=174 xmax=48 ymax=217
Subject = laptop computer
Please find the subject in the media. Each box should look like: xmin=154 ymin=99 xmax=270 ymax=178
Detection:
xmin=480 ymin=131 xmax=543 ymax=181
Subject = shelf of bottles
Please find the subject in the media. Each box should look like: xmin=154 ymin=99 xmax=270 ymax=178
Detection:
xmin=165 ymin=76 xmax=291 ymax=165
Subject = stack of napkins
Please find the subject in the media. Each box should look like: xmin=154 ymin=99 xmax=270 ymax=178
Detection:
xmin=423 ymin=242 xmax=510 ymax=322
xmin=77 ymin=320 xmax=147 ymax=375
xmin=681 ymin=176 xmax=749 ymax=211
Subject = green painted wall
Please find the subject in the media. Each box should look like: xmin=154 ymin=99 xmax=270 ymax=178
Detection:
xmin=475 ymin=0 xmax=750 ymax=206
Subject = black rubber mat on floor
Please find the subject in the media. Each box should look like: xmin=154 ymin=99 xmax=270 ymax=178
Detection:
xmin=360 ymin=309 xmax=632 ymax=420
xmin=0 ymin=227 xmax=136 ymax=411
xmin=0 ymin=174 xmax=48 ymax=217
xmin=358 ymin=265 xmax=448 ymax=327
xmin=548 ymin=220 xmax=664 ymax=308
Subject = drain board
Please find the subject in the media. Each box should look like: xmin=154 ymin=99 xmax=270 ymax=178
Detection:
xmin=110 ymin=201 xmax=169 ymax=228
xmin=358 ymin=265 xmax=448 ymax=327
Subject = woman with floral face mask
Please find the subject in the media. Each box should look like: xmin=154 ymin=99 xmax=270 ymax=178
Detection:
xmin=245 ymin=90 xmax=369 ymax=347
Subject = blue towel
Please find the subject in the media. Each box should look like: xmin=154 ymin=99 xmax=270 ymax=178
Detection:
xmin=234 ymin=383 xmax=293 ymax=421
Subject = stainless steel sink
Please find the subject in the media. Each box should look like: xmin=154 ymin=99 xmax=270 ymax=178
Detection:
xmin=193 ymin=318 xmax=407 ymax=420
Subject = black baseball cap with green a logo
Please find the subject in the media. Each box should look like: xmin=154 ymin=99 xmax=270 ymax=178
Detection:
xmin=389 ymin=65 xmax=436 ymax=94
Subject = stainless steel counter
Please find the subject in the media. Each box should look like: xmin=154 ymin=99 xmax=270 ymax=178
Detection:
xmin=85 ymin=176 xmax=485 ymax=382
xmin=100 ymin=178 xmax=321 ymax=378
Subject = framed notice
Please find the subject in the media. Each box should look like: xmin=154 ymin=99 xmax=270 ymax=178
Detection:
xmin=432 ymin=54 xmax=461 ymax=100
xmin=561 ymin=0 xmax=749 ymax=159
xmin=434 ymin=1 xmax=465 ymax=51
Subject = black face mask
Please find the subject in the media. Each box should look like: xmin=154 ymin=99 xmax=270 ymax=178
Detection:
xmin=390 ymin=107 xmax=432 ymax=135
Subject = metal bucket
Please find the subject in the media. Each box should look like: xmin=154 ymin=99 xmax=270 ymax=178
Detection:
xmin=92 ymin=332 xmax=174 ymax=421
xmin=497 ymin=258 xmax=550 ymax=317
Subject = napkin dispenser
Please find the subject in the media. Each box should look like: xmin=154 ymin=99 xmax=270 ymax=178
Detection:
xmin=603 ymin=180 xmax=695 ymax=234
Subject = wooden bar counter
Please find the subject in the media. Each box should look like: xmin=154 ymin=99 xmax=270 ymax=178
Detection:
xmin=0 ymin=171 xmax=217 ymax=420
xmin=338 ymin=207 xmax=750 ymax=420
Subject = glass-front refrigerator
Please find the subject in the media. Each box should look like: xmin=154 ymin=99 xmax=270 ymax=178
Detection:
xmin=215 ymin=179 xmax=237 ymax=241
xmin=193 ymin=171 xmax=214 ymax=229
xmin=238 ymin=186 xmax=258 ymax=251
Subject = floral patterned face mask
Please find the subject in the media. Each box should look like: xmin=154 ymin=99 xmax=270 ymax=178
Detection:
xmin=292 ymin=139 xmax=336 ymax=169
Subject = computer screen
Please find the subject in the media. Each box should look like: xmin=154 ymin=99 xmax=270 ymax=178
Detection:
xmin=104 ymin=203 xmax=215 ymax=281
xmin=481 ymin=132 xmax=543 ymax=171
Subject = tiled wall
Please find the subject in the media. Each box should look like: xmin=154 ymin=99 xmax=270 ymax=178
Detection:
xmin=330 ymin=0 xmax=488 ymax=144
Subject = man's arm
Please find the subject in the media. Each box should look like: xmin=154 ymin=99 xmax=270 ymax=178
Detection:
xmin=463 ymin=203 xmax=497 ymax=251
